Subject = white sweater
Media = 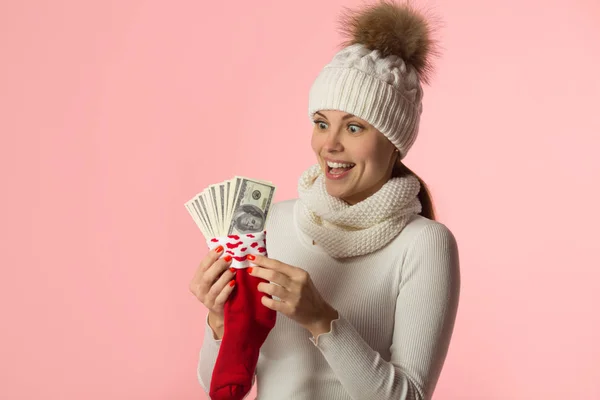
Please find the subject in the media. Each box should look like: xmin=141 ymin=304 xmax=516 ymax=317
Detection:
xmin=197 ymin=199 xmax=460 ymax=400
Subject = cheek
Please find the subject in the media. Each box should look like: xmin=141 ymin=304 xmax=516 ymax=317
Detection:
xmin=356 ymin=142 xmax=392 ymax=171
xmin=353 ymin=142 xmax=380 ymax=165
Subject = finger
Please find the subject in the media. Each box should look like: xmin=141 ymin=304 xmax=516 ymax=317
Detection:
xmin=253 ymin=255 xmax=311 ymax=287
xmin=205 ymin=265 xmax=237 ymax=307
xmin=202 ymin=255 xmax=234 ymax=286
xmin=257 ymin=281 xmax=290 ymax=301
xmin=250 ymin=254 xmax=285 ymax=271
xmin=261 ymin=295 xmax=287 ymax=314
xmin=249 ymin=265 xmax=293 ymax=289
xmin=251 ymin=255 xmax=299 ymax=279
xmin=213 ymin=276 xmax=237 ymax=309
xmin=200 ymin=245 xmax=225 ymax=272
xmin=192 ymin=246 xmax=225 ymax=285
xmin=190 ymin=248 xmax=225 ymax=299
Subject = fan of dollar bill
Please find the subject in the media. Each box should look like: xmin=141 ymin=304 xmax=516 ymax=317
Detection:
xmin=185 ymin=176 xmax=276 ymax=239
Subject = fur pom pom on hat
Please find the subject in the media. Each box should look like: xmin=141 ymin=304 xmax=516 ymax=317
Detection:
xmin=308 ymin=0 xmax=439 ymax=159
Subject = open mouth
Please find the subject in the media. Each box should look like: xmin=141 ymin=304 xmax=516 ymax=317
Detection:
xmin=326 ymin=161 xmax=355 ymax=178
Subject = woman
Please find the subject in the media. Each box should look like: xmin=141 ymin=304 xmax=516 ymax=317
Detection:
xmin=190 ymin=1 xmax=460 ymax=399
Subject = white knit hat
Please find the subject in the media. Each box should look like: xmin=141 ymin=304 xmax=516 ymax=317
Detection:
xmin=308 ymin=1 xmax=437 ymax=160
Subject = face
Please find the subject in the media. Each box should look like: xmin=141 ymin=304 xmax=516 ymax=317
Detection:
xmin=311 ymin=110 xmax=398 ymax=205
xmin=239 ymin=214 xmax=263 ymax=231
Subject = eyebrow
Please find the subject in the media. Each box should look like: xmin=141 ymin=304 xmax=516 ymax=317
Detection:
xmin=315 ymin=111 xmax=355 ymax=121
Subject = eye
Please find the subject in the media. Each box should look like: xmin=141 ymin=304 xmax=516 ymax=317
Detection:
xmin=348 ymin=124 xmax=362 ymax=134
xmin=313 ymin=119 xmax=328 ymax=130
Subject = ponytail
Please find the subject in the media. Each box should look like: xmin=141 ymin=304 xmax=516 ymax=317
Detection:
xmin=393 ymin=161 xmax=436 ymax=221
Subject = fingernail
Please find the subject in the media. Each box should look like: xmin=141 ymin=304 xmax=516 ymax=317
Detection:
xmin=229 ymin=267 xmax=236 ymax=273
xmin=224 ymin=255 xmax=232 ymax=262
xmin=229 ymin=280 xmax=236 ymax=287
xmin=215 ymin=245 xmax=224 ymax=253
xmin=247 ymin=267 xmax=253 ymax=274
xmin=247 ymin=254 xmax=256 ymax=261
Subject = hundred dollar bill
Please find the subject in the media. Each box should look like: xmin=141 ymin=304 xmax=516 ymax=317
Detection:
xmin=184 ymin=200 xmax=209 ymax=238
xmin=228 ymin=177 xmax=276 ymax=235
xmin=196 ymin=192 xmax=216 ymax=237
xmin=220 ymin=182 xmax=229 ymax=232
xmin=208 ymin=184 xmax=222 ymax=235
xmin=228 ymin=178 xmax=241 ymax=221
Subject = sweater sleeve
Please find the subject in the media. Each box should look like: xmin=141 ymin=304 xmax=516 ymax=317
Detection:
xmin=196 ymin=314 xmax=256 ymax=396
xmin=308 ymin=223 xmax=461 ymax=400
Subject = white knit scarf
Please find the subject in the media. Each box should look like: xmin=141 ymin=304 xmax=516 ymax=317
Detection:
xmin=295 ymin=164 xmax=422 ymax=258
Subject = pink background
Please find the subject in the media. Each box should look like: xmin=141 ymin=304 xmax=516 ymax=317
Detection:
xmin=1 ymin=0 xmax=599 ymax=399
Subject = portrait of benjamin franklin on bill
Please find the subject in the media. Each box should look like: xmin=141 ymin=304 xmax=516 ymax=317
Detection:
xmin=232 ymin=204 xmax=265 ymax=233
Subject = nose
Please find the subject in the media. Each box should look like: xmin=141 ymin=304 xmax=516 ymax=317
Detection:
xmin=322 ymin=130 xmax=344 ymax=153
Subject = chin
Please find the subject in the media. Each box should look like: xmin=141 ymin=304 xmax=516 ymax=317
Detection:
xmin=324 ymin=183 xmax=340 ymax=198
xmin=325 ymin=181 xmax=352 ymax=201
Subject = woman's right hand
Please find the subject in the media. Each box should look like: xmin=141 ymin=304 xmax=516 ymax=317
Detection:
xmin=189 ymin=245 xmax=237 ymax=327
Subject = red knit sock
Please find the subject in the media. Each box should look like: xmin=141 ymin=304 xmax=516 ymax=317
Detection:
xmin=209 ymin=268 xmax=276 ymax=400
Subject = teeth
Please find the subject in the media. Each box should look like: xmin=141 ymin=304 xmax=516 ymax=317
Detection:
xmin=326 ymin=161 xmax=354 ymax=169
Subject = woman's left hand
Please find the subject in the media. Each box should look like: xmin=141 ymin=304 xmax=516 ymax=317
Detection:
xmin=248 ymin=254 xmax=339 ymax=338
